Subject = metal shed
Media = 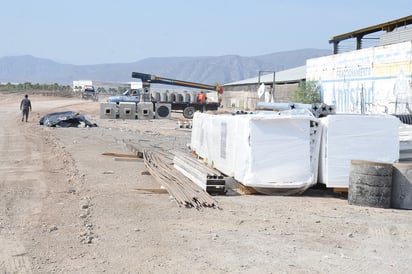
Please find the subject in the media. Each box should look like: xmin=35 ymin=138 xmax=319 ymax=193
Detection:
xmin=222 ymin=66 xmax=306 ymax=109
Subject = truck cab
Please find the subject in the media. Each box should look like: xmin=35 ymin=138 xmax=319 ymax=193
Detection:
xmin=107 ymin=89 xmax=141 ymax=104
xmin=81 ymin=85 xmax=98 ymax=101
xmin=107 ymin=81 xmax=143 ymax=104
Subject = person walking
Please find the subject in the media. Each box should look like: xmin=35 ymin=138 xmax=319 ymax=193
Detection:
xmin=20 ymin=94 xmax=32 ymax=122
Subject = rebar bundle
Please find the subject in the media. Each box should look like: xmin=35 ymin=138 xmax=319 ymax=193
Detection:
xmin=143 ymin=150 xmax=218 ymax=209
xmin=173 ymin=150 xmax=226 ymax=195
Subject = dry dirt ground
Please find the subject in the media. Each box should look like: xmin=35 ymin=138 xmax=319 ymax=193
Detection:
xmin=0 ymin=93 xmax=411 ymax=274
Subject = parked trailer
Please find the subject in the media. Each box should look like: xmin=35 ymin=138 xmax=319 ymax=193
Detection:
xmin=132 ymin=72 xmax=223 ymax=119
xmin=168 ymin=101 xmax=220 ymax=119
xmin=107 ymin=90 xmax=220 ymax=119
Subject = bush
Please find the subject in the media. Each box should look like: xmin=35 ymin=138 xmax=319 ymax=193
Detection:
xmin=292 ymin=81 xmax=321 ymax=104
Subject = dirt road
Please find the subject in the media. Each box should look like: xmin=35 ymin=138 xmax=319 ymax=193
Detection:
xmin=0 ymin=93 xmax=411 ymax=273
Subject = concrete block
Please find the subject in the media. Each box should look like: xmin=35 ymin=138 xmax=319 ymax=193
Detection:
xmin=137 ymin=102 xmax=154 ymax=120
xmin=119 ymin=102 xmax=136 ymax=119
xmin=155 ymin=103 xmax=171 ymax=119
xmin=100 ymin=103 xmax=117 ymax=119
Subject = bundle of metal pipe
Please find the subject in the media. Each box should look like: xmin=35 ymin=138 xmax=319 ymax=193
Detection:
xmin=173 ymin=151 xmax=226 ymax=195
xmin=143 ymin=150 xmax=218 ymax=209
xmin=255 ymin=102 xmax=335 ymax=118
xmin=394 ymin=114 xmax=412 ymax=125
xmin=311 ymin=103 xmax=336 ymax=118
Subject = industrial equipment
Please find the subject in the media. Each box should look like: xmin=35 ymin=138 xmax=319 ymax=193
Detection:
xmin=131 ymin=72 xmax=223 ymax=119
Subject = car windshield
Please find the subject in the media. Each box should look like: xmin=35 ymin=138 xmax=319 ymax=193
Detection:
xmin=123 ymin=89 xmax=139 ymax=96
xmin=84 ymin=87 xmax=95 ymax=92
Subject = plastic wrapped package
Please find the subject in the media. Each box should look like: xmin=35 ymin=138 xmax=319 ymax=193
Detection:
xmin=208 ymin=114 xmax=239 ymax=176
xmin=318 ymin=114 xmax=400 ymax=188
xmin=191 ymin=113 xmax=238 ymax=176
xmin=190 ymin=113 xmax=206 ymax=157
xmin=191 ymin=111 xmax=321 ymax=192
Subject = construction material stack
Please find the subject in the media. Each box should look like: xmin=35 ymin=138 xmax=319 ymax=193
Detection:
xmin=318 ymin=114 xmax=400 ymax=188
xmin=173 ymin=151 xmax=226 ymax=195
xmin=190 ymin=110 xmax=321 ymax=194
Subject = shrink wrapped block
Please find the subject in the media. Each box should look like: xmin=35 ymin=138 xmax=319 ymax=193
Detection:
xmin=191 ymin=111 xmax=320 ymax=190
xmin=319 ymin=115 xmax=400 ymax=188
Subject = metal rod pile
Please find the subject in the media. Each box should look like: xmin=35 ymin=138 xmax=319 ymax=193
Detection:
xmin=256 ymin=102 xmax=336 ymax=118
xmin=125 ymin=143 xmax=144 ymax=158
xmin=143 ymin=150 xmax=218 ymax=209
xmin=173 ymin=151 xmax=226 ymax=195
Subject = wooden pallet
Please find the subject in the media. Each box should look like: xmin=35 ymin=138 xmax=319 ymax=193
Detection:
xmin=102 ymin=152 xmax=140 ymax=158
xmin=333 ymin=187 xmax=348 ymax=194
xmin=236 ymin=183 xmax=258 ymax=195
xmin=125 ymin=143 xmax=144 ymax=158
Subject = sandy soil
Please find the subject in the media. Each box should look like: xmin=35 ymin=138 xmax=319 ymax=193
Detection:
xmin=0 ymin=93 xmax=411 ymax=274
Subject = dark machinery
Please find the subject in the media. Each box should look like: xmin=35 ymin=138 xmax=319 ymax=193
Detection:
xmin=131 ymin=72 xmax=223 ymax=119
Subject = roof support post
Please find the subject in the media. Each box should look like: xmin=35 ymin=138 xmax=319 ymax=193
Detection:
xmin=333 ymin=41 xmax=339 ymax=54
xmin=356 ymin=35 xmax=363 ymax=50
xmin=272 ymin=72 xmax=276 ymax=102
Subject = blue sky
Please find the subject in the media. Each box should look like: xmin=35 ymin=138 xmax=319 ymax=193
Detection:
xmin=1 ymin=0 xmax=411 ymax=65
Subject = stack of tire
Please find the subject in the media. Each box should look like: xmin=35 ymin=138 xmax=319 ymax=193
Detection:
xmin=348 ymin=160 xmax=412 ymax=210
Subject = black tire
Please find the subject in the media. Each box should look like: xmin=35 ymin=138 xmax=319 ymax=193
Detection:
xmin=183 ymin=106 xmax=196 ymax=119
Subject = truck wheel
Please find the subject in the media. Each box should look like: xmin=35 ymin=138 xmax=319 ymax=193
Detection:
xmin=183 ymin=106 xmax=196 ymax=119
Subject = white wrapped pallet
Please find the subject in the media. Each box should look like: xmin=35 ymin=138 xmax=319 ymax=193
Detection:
xmin=319 ymin=115 xmax=400 ymax=188
xmin=191 ymin=111 xmax=320 ymax=191
xmin=191 ymin=113 xmax=239 ymax=177
xmin=190 ymin=113 xmax=206 ymax=158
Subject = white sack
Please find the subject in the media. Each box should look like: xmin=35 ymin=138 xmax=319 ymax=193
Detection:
xmin=257 ymin=83 xmax=265 ymax=100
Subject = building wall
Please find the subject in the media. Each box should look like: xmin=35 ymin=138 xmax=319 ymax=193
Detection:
xmin=273 ymin=83 xmax=299 ymax=102
xmin=224 ymin=84 xmax=258 ymax=92
xmin=306 ymin=41 xmax=412 ymax=114
xmin=221 ymin=91 xmax=259 ymax=110
xmin=222 ymin=83 xmax=299 ymax=110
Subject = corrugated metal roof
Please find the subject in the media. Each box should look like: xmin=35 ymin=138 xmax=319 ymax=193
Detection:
xmin=224 ymin=65 xmax=306 ymax=86
xmin=329 ymin=15 xmax=412 ymax=44
xmin=380 ymin=27 xmax=412 ymax=46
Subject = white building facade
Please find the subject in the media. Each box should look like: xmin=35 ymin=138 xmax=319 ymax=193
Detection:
xmin=306 ymin=41 xmax=412 ymax=114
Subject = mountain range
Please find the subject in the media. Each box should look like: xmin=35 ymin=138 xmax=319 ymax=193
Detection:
xmin=0 ymin=48 xmax=331 ymax=85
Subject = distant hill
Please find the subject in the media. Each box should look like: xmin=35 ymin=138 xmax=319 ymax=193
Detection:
xmin=0 ymin=49 xmax=331 ymax=85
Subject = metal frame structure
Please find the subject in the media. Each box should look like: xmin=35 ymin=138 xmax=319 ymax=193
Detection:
xmin=329 ymin=15 xmax=412 ymax=54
